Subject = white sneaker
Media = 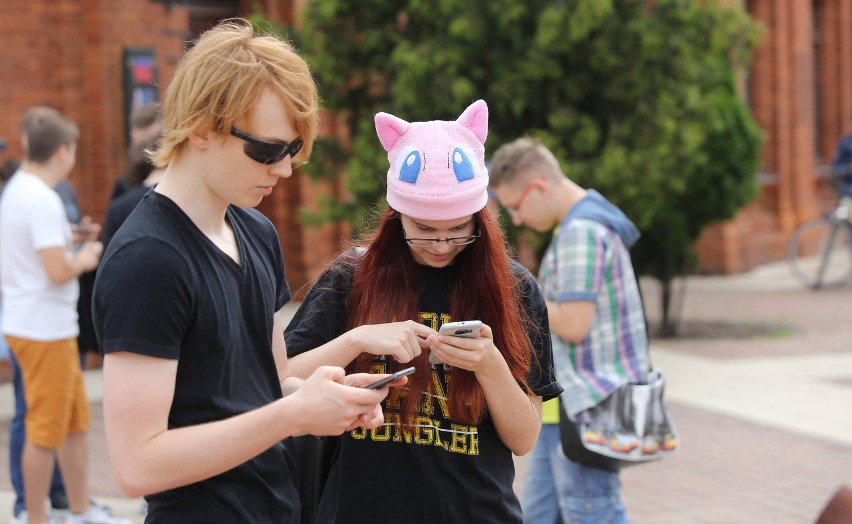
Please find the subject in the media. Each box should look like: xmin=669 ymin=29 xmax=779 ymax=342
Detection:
xmin=11 ymin=511 xmax=58 ymax=524
xmin=65 ymin=505 xmax=130 ymax=524
xmin=51 ymin=500 xmax=112 ymax=523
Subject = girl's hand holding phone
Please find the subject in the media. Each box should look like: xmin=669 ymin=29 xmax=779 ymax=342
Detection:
xmin=428 ymin=321 xmax=502 ymax=373
xmin=429 ymin=321 xmax=481 ymax=365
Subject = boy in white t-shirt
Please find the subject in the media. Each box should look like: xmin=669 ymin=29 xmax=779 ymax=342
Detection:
xmin=0 ymin=107 xmax=125 ymax=524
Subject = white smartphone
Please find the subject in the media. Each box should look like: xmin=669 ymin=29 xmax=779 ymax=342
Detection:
xmin=430 ymin=320 xmax=483 ymax=365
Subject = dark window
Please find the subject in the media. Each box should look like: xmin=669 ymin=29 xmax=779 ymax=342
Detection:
xmin=152 ymin=0 xmax=240 ymax=39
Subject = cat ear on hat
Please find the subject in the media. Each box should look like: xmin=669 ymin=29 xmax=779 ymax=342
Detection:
xmin=375 ymin=112 xmax=410 ymax=152
xmin=456 ymin=99 xmax=488 ymax=144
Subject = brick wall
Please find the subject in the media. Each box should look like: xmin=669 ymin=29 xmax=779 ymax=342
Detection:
xmin=0 ymin=0 xmax=337 ymax=290
xmin=0 ymin=0 xmax=188 ymax=219
xmin=695 ymin=0 xmax=852 ymax=274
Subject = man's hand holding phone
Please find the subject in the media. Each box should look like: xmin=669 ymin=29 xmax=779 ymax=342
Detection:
xmin=293 ymin=366 xmax=393 ymax=436
xmin=330 ymin=368 xmax=414 ymax=431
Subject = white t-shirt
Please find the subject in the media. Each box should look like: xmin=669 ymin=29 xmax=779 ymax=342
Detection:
xmin=0 ymin=170 xmax=79 ymax=341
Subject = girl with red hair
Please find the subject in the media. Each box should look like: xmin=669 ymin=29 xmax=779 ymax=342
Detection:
xmin=285 ymin=100 xmax=561 ymax=523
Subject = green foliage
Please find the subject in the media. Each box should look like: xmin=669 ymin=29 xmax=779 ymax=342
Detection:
xmin=265 ymin=0 xmax=763 ymax=291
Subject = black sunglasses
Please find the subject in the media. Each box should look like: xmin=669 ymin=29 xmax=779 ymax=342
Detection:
xmin=230 ymin=127 xmax=303 ymax=165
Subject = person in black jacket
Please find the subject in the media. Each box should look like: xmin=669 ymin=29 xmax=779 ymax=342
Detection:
xmin=831 ymin=132 xmax=852 ymax=197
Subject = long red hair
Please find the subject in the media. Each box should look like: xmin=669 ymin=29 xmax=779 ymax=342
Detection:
xmin=345 ymin=206 xmax=534 ymax=425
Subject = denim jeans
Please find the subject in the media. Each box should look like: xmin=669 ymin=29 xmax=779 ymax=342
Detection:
xmin=9 ymin=353 xmax=67 ymax=516
xmin=522 ymin=424 xmax=629 ymax=524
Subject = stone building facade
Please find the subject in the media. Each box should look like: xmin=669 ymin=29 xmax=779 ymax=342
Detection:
xmin=0 ymin=0 xmax=849 ymax=288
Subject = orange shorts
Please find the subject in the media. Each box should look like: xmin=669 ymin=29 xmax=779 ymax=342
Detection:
xmin=6 ymin=336 xmax=90 ymax=449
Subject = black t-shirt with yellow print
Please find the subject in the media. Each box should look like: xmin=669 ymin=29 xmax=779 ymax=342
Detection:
xmin=285 ymin=250 xmax=561 ymax=524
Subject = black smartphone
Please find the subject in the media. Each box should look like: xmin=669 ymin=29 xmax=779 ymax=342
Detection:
xmin=362 ymin=366 xmax=416 ymax=390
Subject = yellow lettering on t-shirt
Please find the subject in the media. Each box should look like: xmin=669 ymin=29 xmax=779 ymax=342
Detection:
xmin=414 ymin=416 xmax=434 ymax=444
xmin=468 ymin=428 xmax=479 ymax=455
xmin=369 ymin=421 xmax=392 ymax=442
xmin=369 ymin=362 xmax=388 ymax=374
xmin=420 ymin=312 xmax=438 ymax=330
xmin=449 ymin=424 xmax=469 ymax=454
xmin=349 ymin=415 xmax=479 ymax=455
xmin=390 ymin=413 xmax=413 ymax=443
xmin=431 ymin=370 xmax=451 ymax=418
xmin=431 ymin=419 xmax=449 ymax=451
xmin=417 ymin=312 xmax=452 ymax=331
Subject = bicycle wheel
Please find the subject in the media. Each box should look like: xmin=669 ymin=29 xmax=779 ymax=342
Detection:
xmin=787 ymin=217 xmax=852 ymax=289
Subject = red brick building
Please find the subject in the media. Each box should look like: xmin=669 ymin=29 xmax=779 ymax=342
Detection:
xmin=695 ymin=0 xmax=852 ymax=273
xmin=0 ymin=0 xmax=850 ymax=288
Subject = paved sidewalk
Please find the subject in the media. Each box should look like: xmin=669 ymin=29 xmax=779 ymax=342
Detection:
xmin=0 ymin=260 xmax=850 ymax=523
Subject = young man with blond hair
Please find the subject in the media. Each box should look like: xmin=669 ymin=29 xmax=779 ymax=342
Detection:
xmin=1 ymin=106 xmax=123 ymax=524
xmin=92 ymin=19 xmax=399 ymax=523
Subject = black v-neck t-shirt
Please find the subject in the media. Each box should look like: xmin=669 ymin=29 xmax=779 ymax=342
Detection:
xmin=93 ymin=191 xmax=296 ymax=524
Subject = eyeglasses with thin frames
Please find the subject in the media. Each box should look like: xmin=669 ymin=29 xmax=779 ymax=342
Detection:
xmin=230 ymin=126 xmax=303 ymax=165
xmin=505 ymin=180 xmax=539 ymax=213
xmin=403 ymin=227 xmax=481 ymax=247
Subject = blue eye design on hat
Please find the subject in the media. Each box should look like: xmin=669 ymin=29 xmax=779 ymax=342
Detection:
xmin=395 ymin=146 xmax=421 ymax=184
xmin=452 ymin=144 xmax=477 ymax=182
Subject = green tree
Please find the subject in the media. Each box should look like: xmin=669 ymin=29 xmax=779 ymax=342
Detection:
xmin=283 ymin=0 xmax=763 ymax=335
